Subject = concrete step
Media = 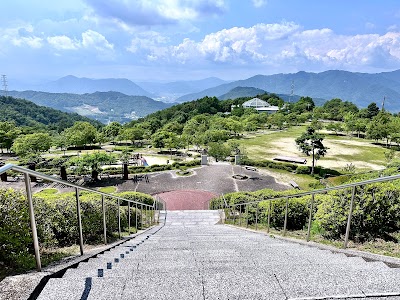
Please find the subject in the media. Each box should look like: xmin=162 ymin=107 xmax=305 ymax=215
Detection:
xmin=38 ymin=210 xmax=400 ymax=300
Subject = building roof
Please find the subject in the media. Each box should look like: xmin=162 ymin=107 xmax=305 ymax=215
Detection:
xmin=242 ymin=98 xmax=270 ymax=108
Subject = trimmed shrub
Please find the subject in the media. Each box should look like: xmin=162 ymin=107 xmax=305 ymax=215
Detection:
xmin=296 ymin=165 xmax=310 ymax=174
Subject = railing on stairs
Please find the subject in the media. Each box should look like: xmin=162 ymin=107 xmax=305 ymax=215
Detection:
xmin=212 ymin=172 xmax=400 ymax=249
xmin=0 ymin=163 xmax=162 ymax=272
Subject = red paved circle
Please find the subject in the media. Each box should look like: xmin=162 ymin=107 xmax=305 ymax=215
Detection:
xmin=155 ymin=190 xmax=217 ymax=210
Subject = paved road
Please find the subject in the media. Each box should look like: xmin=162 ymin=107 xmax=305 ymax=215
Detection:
xmin=38 ymin=211 xmax=400 ymax=300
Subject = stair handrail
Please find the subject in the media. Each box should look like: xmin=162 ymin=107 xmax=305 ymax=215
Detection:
xmin=0 ymin=163 xmax=158 ymax=272
xmin=219 ymin=172 xmax=400 ymax=249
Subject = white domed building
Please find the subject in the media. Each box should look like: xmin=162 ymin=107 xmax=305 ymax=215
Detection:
xmin=242 ymin=98 xmax=279 ymax=113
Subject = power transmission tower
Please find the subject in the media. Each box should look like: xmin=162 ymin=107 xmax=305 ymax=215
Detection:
xmin=289 ymin=80 xmax=294 ymax=103
xmin=1 ymin=75 xmax=8 ymax=97
xmin=381 ymin=96 xmax=386 ymax=111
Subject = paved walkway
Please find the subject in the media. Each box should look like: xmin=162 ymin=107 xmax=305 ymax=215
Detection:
xmin=117 ymin=164 xmax=289 ymax=195
xmin=155 ymin=190 xmax=217 ymax=210
xmin=38 ymin=211 xmax=400 ymax=300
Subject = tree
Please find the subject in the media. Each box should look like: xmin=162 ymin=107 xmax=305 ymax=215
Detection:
xmin=103 ymin=122 xmax=122 ymax=143
xmin=63 ymin=121 xmax=97 ymax=148
xmin=208 ymin=142 xmax=231 ymax=162
xmin=69 ymin=152 xmax=115 ymax=180
xmin=0 ymin=121 xmax=20 ymax=153
xmin=11 ymin=133 xmax=52 ymax=157
xmin=53 ymin=132 xmax=70 ymax=155
xmin=122 ymin=127 xmax=145 ymax=146
xmin=292 ymin=96 xmax=315 ymax=114
xmin=366 ymin=102 xmax=380 ymax=119
xmin=367 ymin=111 xmax=391 ymax=145
xmin=325 ymin=122 xmax=343 ymax=135
xmin=295 ymin=127 xmax=328 ymax=175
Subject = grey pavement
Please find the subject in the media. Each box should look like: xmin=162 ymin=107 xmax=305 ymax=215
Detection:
xmin=37 ymin=210 xmax=400 ymax=300
xmin=117 ymin=163 xmax=289 ymax=195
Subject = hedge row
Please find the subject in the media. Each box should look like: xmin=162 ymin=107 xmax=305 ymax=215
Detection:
xmin=0 ymin=189 xmax=154 ymax=272
xmin=212 ymin=179 xmax=400 ymax=241
xmin=240 ymin=158 xmax=341 ymax=177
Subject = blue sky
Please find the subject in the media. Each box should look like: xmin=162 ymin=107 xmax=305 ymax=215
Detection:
xmin=1 ymin=0 xmax=400 ymax=84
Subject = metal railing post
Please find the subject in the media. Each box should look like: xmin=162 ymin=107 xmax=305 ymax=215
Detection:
xmin=255 ymin=203 xmax=258 ymax=231
xmin=344 ymin=186 xmax=356 ymax=248
xmin=141 ymin=203 xmax=143 ymax=229
xmin=267 ymin=200 xmax=271 ymax=233
xmin=102 ymin=195 xmax=107 ymax=244
xmin=306 ymin=194 xmax=315 ymax=242
xmin=246 ymin=204 xmax=249 ymax=228
xmin=128 ymin=201 xmax=131 ymax=234
xmin=118 ymin=198 xmax=121 ymax=239
xmin=24 ymin=173 xmax=42 ymax=271
xmin=135 ymin=202 xmax=138 ymax=230
xmin=75 ymin=188 xmax=84 ymax=255
xmin=239 ymin=205 xmax=242 ymax=226
xmin=283 ymin=197 xmax=289 ymax=236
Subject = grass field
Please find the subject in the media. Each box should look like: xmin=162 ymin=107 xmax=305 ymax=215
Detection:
xmin=239 ymin=125 xmax=388 ymax=172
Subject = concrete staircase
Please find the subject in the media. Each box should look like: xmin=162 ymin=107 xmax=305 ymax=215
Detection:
xmin=37 ymin=210 xmax=400 ymax=300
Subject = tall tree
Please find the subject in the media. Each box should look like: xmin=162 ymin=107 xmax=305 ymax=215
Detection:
xmin=0 ymin=121 xmax=20 ymax=153
xmin=11 ymin=133 xmax=52 ymax=157
xmin=70 ymin=152 xmax=115 ymax=180
xmin=295 ymin=127 xmax=328 ymax=174
xmin=63 ymin=121 xmax=97 ymax=148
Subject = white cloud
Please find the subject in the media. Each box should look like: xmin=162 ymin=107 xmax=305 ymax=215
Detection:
xmin=83 ymin=0 xmax=227 ymax=28
xmin=365 ymin=22 xmax=376 ymax=29
xmin=82 ymin=29 xmax=114 ymax=52
xmin=47 ymin=35 xmax=79 ymax=50
xmin=252 ymin=0 xmax=267 ymax=8
xmin=0 ymin=24 xmax=44 ymax=49
xmin=127 ymin=31 xmax=170 ymax=53
xmin=135 ymin=22 xmax=400 ymax=72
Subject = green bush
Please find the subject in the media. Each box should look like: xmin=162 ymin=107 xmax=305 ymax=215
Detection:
xmin=0 ymin=188 xmax=35 ymax=271
xmin=315 ymin=182 xmax=400 ymax=241
xmin=296 ymin=165 xmax=310 ymax=174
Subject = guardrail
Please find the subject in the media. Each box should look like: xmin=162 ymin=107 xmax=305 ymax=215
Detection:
xmin=212 ymin=172 xmax=400 ymax=248
xmin=0 ymin=163 xmax=162 ymax=272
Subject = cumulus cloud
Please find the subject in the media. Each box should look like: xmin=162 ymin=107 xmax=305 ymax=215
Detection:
xmin=82 ymin=29 xmax=114 ymax=52
xmin=0 ymin=24 xmax=44 ymax=49
xmin=252 ymin=0 xmax=267 ymax=8
xmin=130 ymin=22 xmax=400 ymax=72
xmin=83 ymin=0 xmax=226 ymax=27
xmin=47 ymin=35 xmax=79 ymax=50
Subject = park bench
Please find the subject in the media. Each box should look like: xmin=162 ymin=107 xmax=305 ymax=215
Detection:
xmin=274 ymin=156 xmax=307 ymax=164
xmin=245 ymin=166 xmax=257 ymax=171
xmin=289 ymin=180 xmax=300 ymax=189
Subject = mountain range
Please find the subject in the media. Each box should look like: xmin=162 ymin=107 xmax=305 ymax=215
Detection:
xmin=6 ymin=69 xmax=400 ymax=123
xmin=176 ymin=70 xmax=400 ymax=111
xmin=7 ymin=91 xmax=172 ymax=124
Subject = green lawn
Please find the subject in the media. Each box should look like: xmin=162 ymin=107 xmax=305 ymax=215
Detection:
xmin=237 ymin=126 xmax=388 ymax=172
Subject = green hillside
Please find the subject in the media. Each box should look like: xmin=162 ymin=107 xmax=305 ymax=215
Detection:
xmin=0 ymin=96 xmax=103 ymax=130
xmin=7 ymin=91 xmax=172 ymax=124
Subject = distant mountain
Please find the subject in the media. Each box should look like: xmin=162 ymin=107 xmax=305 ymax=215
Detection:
xmin=35 ymin=75 xmax=154 ymax=97
xmin=217 ymin=86 xmax=326 ymax=106
xmin=218 ymin=87 xmax=267 ymax=100
xmin=176 ymin=70 xmax=400 ymax=111
xmin=7 ymin=91 xmax=172 ymax=124
xmin=137 ymin=77 xmax=228 ymax=102
xmin=0 ymin=96 xmax=102 ymax=128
